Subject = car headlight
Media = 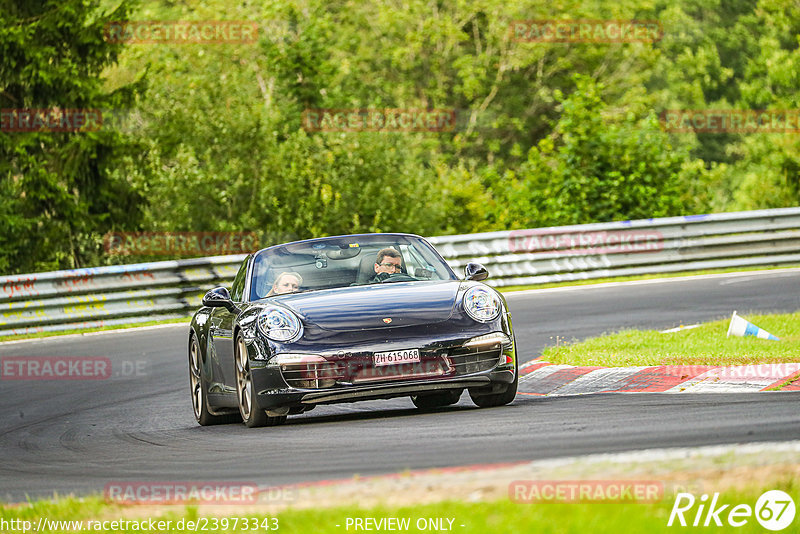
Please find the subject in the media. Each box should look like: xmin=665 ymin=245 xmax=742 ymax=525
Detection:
xmin=257 ymin=306 xmax=303 ymax=342
xmin=462 ymin=286 xmax=501 ymax=322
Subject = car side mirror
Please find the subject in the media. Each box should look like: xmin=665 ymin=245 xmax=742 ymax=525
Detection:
xmin=202 ymin=287 xmax=238 ymax=313
xmin=465 ymin=262 xmax=489 ymax=281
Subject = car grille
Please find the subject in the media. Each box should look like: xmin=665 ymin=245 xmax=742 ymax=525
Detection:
xmin=447 ymin=346 xmax=503 ymax=375
xmin=279 ymin=353 xmax=450 ymax=389
xmin=279 ymin=344 xmax=504 ymax=389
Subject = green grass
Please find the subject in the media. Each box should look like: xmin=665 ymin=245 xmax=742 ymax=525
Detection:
xmin=0 ymin=316 xmax=191 ymax=343
xmin=542 ymin=311 xmax=800 ymax=368
xmin=2 ymin=481 xmax=797 ymax=533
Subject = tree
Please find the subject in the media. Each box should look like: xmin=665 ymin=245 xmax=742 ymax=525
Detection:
xmin=0 ymin=0 xmax=145 ymax=274
xmin=494 ymin=76 xmax=715 ymax=228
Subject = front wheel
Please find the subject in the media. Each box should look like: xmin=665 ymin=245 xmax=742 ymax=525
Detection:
xmin=235 ymin=332 xmax=286 ymax=428
xmin=189 ymin=335 xmax=240 ymax=426
xmin=469 ymin=362 xmax=518 ymax=408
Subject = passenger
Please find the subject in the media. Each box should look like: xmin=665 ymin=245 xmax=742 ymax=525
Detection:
xmin=267 ymin=272 xmax=303 ymax=296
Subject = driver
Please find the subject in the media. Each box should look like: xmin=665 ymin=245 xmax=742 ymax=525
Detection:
xmin=369 ymin=248 xmax=402 ymax=283
xmin=267 ymin=271 xmax=303 ymax=296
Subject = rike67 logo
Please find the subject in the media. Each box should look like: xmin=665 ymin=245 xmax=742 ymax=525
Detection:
xmin=668 ymin=490 xmax=795 ymax=530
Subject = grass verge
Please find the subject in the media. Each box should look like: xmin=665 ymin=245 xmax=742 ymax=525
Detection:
xmin=2 ymin=482 xmax=796 ymax=533
xmin=3 ymin=443 xmax=798 ymax=532
xmin=542 ymin=311 xmax=800 ymax=367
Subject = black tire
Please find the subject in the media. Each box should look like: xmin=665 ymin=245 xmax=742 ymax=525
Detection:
xmin=234 ymin=332 xmax=268 ymax=427
xmin=469 ymin=360 xmax=518 ymax=408
xmin=265 ymin=414 xmax=287 ymax=426
xmin=189 ymin=335 xmax=240 ymax=426
xmin=411 ymin=389 xmax=462 ymax=409
xmin=234 ymin=332 xmax=287 ymax=428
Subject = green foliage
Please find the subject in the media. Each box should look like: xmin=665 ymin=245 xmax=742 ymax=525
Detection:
xmin=493 ymin=76 xmax=713 ymax=227
xmin=0 ymin=0 xmax=145 ymax=273
xmin=651 ymin=0 xmax=800 ymax=205
xmin=4 ymin=0 xmax=800 ymax=274
xmin=129 ymin=130 xmax=455 ymax=244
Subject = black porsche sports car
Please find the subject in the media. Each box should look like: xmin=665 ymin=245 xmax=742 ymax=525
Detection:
xmin=188 ymin=233 xmax=517 ymax=427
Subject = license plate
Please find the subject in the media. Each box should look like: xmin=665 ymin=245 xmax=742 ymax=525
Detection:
xmin=373 ymin=348 xmax=420 ymax=367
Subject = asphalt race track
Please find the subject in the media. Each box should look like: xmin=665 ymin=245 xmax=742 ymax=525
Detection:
xmin=1 ymin=269 xmax=799 ymax=502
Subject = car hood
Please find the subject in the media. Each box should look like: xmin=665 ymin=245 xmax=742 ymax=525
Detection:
xmin=270 ymin=280 xmax=463 ymax=331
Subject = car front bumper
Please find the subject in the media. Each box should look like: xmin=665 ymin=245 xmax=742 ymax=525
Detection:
xmin=246 ymin=312 xmax=516 ymax=411
xmin=251 ymin=363 xmax=515 ymax=409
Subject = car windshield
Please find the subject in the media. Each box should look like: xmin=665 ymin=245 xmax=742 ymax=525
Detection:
xmin=249 ymin=235 xmax=457 ymax=300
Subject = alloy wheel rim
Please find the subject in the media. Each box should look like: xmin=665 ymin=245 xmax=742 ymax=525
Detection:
xmin=189 ymin=341 xmax=202 ymax=419
xmin=236 ymin=336 xmax=252 ymax=420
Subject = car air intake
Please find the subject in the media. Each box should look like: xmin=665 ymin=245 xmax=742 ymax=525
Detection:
xmin=280 ymin=360 xmax=346 ymax=389
xmin=448 ymin=347 xmax=502 ymax=374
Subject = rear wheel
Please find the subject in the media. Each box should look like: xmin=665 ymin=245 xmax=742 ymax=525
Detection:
xmin=189 ymin=336 xmax=239 ymax=425
xmin=469 ymin=361 xmax=518 ymax=408
xmin=235 ymin=332 xmax=286 ymax=428
xmin=411 ymin=389 xmax=462 ymax=410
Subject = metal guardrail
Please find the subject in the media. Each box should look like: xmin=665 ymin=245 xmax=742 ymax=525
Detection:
xmin=2 ymin=207 xmax=799 ymax=337
xmin=0 ymin=256 xmax=245 ymax=337
xmin=429 ymin=207 xmax=800 ymax=286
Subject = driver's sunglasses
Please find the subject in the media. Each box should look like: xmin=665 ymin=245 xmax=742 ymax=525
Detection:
xmin=379 ymin=262 xmax=401 ymax=270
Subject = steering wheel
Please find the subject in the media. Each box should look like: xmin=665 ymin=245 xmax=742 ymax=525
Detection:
xmin=375 ymin=272 xmax=417 ymax=283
